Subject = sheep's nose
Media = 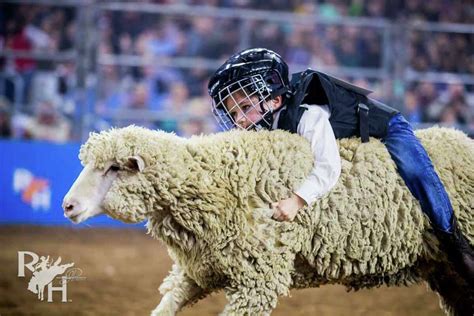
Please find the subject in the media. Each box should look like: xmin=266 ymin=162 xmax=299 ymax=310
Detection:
xmin=62 ymin=198 xmax=77 ymax=214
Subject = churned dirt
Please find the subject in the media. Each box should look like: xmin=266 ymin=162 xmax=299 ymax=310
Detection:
xmin=0 ymin=226 xmax=443 ymax=316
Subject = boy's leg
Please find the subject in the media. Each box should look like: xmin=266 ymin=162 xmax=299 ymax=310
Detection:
xmin=382 ymin=113 xmax=473 ymax=284
xmin=383 ymin=114 xmax=452 ymax=231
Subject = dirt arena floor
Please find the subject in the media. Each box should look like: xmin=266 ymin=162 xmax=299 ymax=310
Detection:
xmin=0 ymin=226 xmax=444 ymax=316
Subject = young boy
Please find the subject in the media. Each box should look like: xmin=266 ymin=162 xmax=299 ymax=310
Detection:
xmin=207 ymin=47 xmax=473 ymax=284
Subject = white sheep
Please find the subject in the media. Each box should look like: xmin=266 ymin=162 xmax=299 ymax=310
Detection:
xmin=63 ymin=125 xmax=473 ymax=316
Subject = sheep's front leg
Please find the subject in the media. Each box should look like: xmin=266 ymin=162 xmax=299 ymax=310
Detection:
xmin=151 ymin=264 xmax=208 ymax=316
xmin=220 ymin=281 xmax=287 ymax=316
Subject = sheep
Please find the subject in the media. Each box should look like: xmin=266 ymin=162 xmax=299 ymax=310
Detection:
xmin=63 ymin=125 xmax=473 ymax=316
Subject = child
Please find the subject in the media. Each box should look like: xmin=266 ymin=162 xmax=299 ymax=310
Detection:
xmin=208 ymin=47 xmax=473 ymax=284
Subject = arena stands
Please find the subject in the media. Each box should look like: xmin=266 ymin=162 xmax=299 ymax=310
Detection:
xmin=1 ymin=0 xmax=473 ymax=140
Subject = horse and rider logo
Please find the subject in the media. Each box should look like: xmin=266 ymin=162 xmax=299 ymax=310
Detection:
xmin=17 ymin=251 xmax=84 ymax=302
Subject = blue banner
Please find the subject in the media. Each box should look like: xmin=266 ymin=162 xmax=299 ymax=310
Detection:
xmin=0 ymin=140 xmax=144 ymax=228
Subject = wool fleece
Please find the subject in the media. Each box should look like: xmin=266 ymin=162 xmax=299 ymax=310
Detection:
xmin=77 ymin=126 xmax=473 ymax=316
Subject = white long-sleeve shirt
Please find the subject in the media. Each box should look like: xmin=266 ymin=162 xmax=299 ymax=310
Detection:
xmin=273 ymin=104 xmax=341 ymax=205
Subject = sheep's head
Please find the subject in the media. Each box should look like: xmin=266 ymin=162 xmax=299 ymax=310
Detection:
xmin=63 ymin=126 xmax=182 ymax=224
xmin=63 ymin=154 xmax=152 ymax=223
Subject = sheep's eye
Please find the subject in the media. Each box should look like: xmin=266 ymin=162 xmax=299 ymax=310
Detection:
xmin=109 ymin=165 xmax=120 ymax=172
xmin=105 ymin=164 xmax=121 ymax=175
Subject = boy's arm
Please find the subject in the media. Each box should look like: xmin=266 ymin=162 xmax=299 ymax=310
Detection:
xmin=272 ymin=105 xmax=341 ymax=221
xmin=294 ymin=105 xmax=341 ymax=206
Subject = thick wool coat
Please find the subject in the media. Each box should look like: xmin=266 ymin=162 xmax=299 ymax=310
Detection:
xmin=79 ymin=126 xmax=473 ymax=315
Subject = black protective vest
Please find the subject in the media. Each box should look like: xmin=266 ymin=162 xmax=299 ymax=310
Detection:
xmin=277 ymin=69 xmax=399 ymax=141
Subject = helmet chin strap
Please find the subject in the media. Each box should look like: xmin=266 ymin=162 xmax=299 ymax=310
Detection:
xmin=253 ymin=102 xmax=283 ymax=130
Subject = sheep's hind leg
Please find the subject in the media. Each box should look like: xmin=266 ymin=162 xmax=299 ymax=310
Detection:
xmin=151 ymin=264 xmax=208 ymax=316
xmin=426 ymin=262 xmax=474 ymax=316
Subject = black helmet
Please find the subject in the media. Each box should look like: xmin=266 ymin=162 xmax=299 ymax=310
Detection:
xmin=208 ymin=48 xmax=290 ymax=131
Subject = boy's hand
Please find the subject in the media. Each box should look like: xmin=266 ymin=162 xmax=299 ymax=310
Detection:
xmin=271 ymin=193 xmax=307 ymax=222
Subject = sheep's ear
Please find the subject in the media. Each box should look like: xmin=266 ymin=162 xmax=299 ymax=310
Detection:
xmin=125 ymin=156 xmax=145 ymax=172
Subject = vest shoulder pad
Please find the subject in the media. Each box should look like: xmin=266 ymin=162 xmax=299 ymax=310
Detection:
xmin=291 ymin=69 xmax=373 ymax=96
xmin=324 ymin=72 xmax=373 ymax=96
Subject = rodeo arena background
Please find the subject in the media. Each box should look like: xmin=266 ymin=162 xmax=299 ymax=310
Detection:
xmin=0 ymin=0 xmax=473 ymax=315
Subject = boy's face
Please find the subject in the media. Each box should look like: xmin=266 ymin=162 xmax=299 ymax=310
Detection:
xmin=224 ymin=91 xmax=282 ymax=130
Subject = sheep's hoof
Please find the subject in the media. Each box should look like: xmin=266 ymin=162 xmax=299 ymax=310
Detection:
xmin=150 ymin=296 xmax=178 ymax=316
xmin=150 ymin=308 xmax=175 ymax=316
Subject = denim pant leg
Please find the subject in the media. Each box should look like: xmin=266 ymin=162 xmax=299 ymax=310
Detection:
xmin=382 ymin=114 xmax=453 ymax=233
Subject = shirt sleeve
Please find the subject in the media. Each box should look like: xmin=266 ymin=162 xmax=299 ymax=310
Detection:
xmin=294 ymin=105 xmax=341 ymax=206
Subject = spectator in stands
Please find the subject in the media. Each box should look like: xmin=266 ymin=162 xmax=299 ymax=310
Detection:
xmin=179 ymin=81 xmax=218 ymax=136
xmin=249 ymin=22 xmax=285 ymax=53
xmin=5 ymin=16 xmax=36 ymax=109
xmin=127 ymin=83 xmax=149 ymax=111
xmin=403 ymin=90 xmax=423 ymax=123
xmin=113 ymin=83 xmax=161 ymax=130
xmin=0 ymin=97 xmax=12 ymax=138
xmin=426 ymin=82 xmax=469 ymax=124
xmin=335 ymin=26 xmax=361 ymax=67
xmin=24 ymin=97 xmax=71 ymax=142
xmin=285 ymin=25 xmax=313 ymax=66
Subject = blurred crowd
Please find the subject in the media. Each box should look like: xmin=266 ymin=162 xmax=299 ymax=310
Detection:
xmin=0 ymin=0 xmax=473 ymax=142
xmin=0 ymin=4 xmax=76 ymax=141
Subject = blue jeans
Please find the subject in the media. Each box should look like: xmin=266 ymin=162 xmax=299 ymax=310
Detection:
xmin=382 ymin=114 xmax=453 ymax=233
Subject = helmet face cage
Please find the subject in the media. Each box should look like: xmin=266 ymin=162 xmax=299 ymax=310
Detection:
xmin=211 ymin=74 xmax=274 ymax=131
